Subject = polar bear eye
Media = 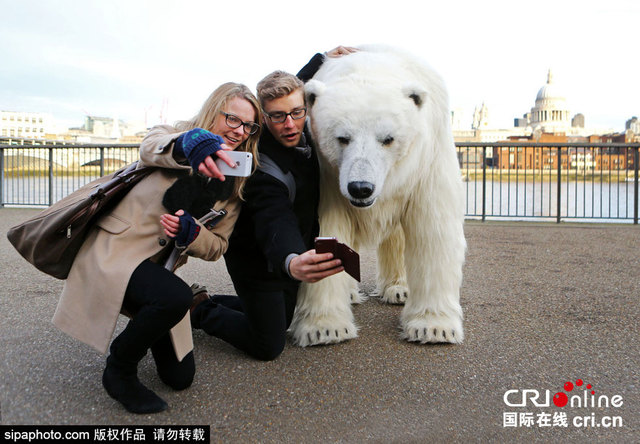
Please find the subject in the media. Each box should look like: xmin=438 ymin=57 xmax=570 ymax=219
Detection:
xmin=381 ymin=136 xmax=394 ymax=146
xmin=337 ymin=136 xmax=351 ymax=146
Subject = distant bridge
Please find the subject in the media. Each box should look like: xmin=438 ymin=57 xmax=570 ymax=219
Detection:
xmin=0 ymin=144 xmax=140 ymax=169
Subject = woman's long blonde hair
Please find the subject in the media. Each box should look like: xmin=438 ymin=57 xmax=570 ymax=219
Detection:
xmin=175 ymin=82 xmax=262 ymax=199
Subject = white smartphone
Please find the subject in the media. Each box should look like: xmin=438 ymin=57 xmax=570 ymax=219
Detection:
xmin=214 ymin=151 xmax=253 ymax=177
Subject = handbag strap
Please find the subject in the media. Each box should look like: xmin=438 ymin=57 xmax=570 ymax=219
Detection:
xmin=62 ymin=162 xmax=155 ymax=235
xmin=92 ymin=161 xmax=153 ymax=198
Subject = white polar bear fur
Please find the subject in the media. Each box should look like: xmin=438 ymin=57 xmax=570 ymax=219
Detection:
xmin=290 ymin=45 xmax=466 ymax=346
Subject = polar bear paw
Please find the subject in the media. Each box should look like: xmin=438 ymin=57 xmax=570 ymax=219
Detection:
xmin=350 ymin=288 xmax=367 ymax=304
xmin=380 ymin=285 xmax=408 ymax=305
xmin=291 ymin=316 xmax=358 ymax=347
xmin=401 ymin=312 xmax=464 ymax=344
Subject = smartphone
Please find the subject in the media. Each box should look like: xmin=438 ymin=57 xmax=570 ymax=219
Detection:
xmin=314 ymin=236 xmax=361 ymax=282
xmin=215 ymin=151 xmax=253 ymax=177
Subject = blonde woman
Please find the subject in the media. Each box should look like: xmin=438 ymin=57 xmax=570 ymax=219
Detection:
xmin=53 ymin=83 xmax=261 ymax=413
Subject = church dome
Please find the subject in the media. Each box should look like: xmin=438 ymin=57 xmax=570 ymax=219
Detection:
xmin=529 ymin=69 xmax=570 ymax=131
xmin=535 ymin=70 xmax=566 ymax=105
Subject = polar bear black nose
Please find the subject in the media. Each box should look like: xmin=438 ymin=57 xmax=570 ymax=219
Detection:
xmin=348 ymin=181 xmax=375 ymax=199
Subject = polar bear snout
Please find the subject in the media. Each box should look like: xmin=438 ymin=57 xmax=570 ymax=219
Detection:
xmin=347 ymin=181 xmax=375 ymax=199
xmin=346 ymin=181 xmax=376 ymax=207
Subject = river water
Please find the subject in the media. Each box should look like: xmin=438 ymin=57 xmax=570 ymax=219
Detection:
xmin=2 ymin=177 xmax=638 ymax=222
xmin=464 ymin=179 xmax=637 ymax=221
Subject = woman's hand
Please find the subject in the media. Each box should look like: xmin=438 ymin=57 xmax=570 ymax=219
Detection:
xmin=160 ymin=209 xmax=200 ymax=247
xmin=196 ymin=144 xmax=236 ymax=181
xmin=160 ymin=210 xmax=183 ymax=238
xmin=288 ymin=249 xmax=344 ymax=283
xmin=179 ymin=128 xmax=238 ymax=181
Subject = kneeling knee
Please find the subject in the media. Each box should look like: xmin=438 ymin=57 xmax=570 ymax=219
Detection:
xmin=252 ymin=339 xmax=285 ymax=361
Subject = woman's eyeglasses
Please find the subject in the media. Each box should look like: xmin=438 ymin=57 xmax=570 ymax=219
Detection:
xmin=220 ymin=112 xmax=260 ymax=135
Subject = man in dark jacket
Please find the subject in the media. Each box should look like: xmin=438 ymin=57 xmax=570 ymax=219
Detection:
xmin=191 ymin=58 xmax=354 ymax=360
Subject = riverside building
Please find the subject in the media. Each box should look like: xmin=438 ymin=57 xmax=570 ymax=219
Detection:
xmin=0 ymin=111 xmax=54 ymax=139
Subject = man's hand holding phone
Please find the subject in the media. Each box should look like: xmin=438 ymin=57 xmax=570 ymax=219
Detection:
xmin=314 ymin=237 xmax=360 ymax=281
xmin=288 ymin=250 xmax=343 ymax=283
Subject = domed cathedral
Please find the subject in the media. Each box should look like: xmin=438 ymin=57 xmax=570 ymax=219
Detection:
xmin=453 ymin=68 xmax=619 ymax=144
xmin=515 ymin=69 xmax=580 ymax=134
xmin=530 ymin=69 xmax=571 ymax=131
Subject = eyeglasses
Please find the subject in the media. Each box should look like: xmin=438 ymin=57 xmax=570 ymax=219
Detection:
xmin=220 ymin=111 xmax=260 ymax=135
xmin=265 ymin=107 xmax=307 ymax=124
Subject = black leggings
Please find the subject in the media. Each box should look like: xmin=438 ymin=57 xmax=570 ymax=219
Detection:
xmin=191 ymin=279 xmax=298 ymax=361
xmin=111 ymin=259 xmax=195 ymax=390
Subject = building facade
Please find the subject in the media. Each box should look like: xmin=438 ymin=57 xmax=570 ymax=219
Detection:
xmin=0 ymin=111 xmax=54 ymax=139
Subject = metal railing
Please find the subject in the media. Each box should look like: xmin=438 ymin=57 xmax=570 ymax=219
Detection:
xmin=458 ymin=142 xmax=639 ymax=224
xmin=0 ymin=144 xmax=140 ymax=207
xmin=2 ymin=142 xmax=639 ymax=224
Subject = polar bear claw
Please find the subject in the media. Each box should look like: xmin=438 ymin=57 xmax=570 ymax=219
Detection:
xmin=380 ymin=284 xmax=408 ymax=305
xmin=291 ymin=316 xmax=358 ymax=347
xmin=402 ymin=312 xmax=464 ymax=344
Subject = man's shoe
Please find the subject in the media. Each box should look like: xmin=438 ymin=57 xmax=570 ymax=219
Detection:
xmin=190 ymin=283 xmax=210 ymax=313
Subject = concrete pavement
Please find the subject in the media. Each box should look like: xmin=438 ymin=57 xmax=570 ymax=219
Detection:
xmin=0 ymin=208 xmax=638 ymax=442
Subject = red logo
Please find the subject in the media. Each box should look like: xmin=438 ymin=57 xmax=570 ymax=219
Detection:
xmin=553 ymin=379 xmax=595 ymax=407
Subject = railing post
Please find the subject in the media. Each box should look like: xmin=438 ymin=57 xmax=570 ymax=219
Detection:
xmin=482 ymin=146 xmax=487 ymax=222
xmin=0 ymin=147 xmax=4 ymax=208
xmin=556 ymin=146 xmax=562 ymax=223
xmin=100 ymin=147 xmax=105 ymax=177
xmin=634 ymin=147 xmax=639 ymax=225
xmin=48 ymin=147 xmax=54 ymax=205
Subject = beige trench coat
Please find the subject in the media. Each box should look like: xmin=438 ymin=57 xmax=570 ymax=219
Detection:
xmin=53 ymin=126 xmax=240 ymax=360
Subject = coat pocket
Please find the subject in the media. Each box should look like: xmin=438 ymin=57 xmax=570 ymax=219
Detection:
xmin=96 ymin=214 xmax=131 ymax=235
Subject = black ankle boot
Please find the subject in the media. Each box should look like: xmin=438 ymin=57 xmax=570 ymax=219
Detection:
xmin=102 ymin=355 xmax=168 ymax=414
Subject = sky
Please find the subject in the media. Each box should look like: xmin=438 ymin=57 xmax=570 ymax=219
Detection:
xmin=1 ymin=0 xmax=638 ymax=133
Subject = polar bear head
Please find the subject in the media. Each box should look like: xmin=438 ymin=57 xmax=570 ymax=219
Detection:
xmin=305 ymin=46 xmax=453 ymax=208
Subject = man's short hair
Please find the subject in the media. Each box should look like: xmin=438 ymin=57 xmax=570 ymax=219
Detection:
xmin=256 ymin=71 xmax=304 ymax=109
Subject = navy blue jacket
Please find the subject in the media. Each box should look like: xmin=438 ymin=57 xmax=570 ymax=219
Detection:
xmin=224 ymin=126 xmax=319 ymax=289
xmin=223 ymin=53 xmax=326 ymax=290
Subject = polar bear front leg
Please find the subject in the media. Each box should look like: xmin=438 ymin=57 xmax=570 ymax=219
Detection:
xmin=399 ymin=197 xmax=466 ymax=344
xmin=290 ymin=272 xmax=358 ymax=346
xmin=376 ymin=225 xmax=409 ymax=305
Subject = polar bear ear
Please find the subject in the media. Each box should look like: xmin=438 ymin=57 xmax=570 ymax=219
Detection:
xmin=305 ymin=79 xmax=326 ymax=108
xmin=402 ymin=84 xmax=427 ymax=109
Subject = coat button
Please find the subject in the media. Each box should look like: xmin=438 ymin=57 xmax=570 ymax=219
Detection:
xmin=158 ymin=238 xmax=167 ymax=246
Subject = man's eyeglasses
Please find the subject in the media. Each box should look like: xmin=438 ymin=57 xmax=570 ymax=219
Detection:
xmin=265 ymin=107 xmax=307 ymax=124
xmin=220 ymin=112 xmax=260 ymax=135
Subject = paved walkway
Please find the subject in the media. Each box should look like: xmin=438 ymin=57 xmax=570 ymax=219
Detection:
xmin=0 ymin=208 xmax=638 ymax=443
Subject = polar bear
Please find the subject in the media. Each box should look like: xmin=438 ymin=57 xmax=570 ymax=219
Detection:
xmin=290 ymin=45 xmax=466 ymax=346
